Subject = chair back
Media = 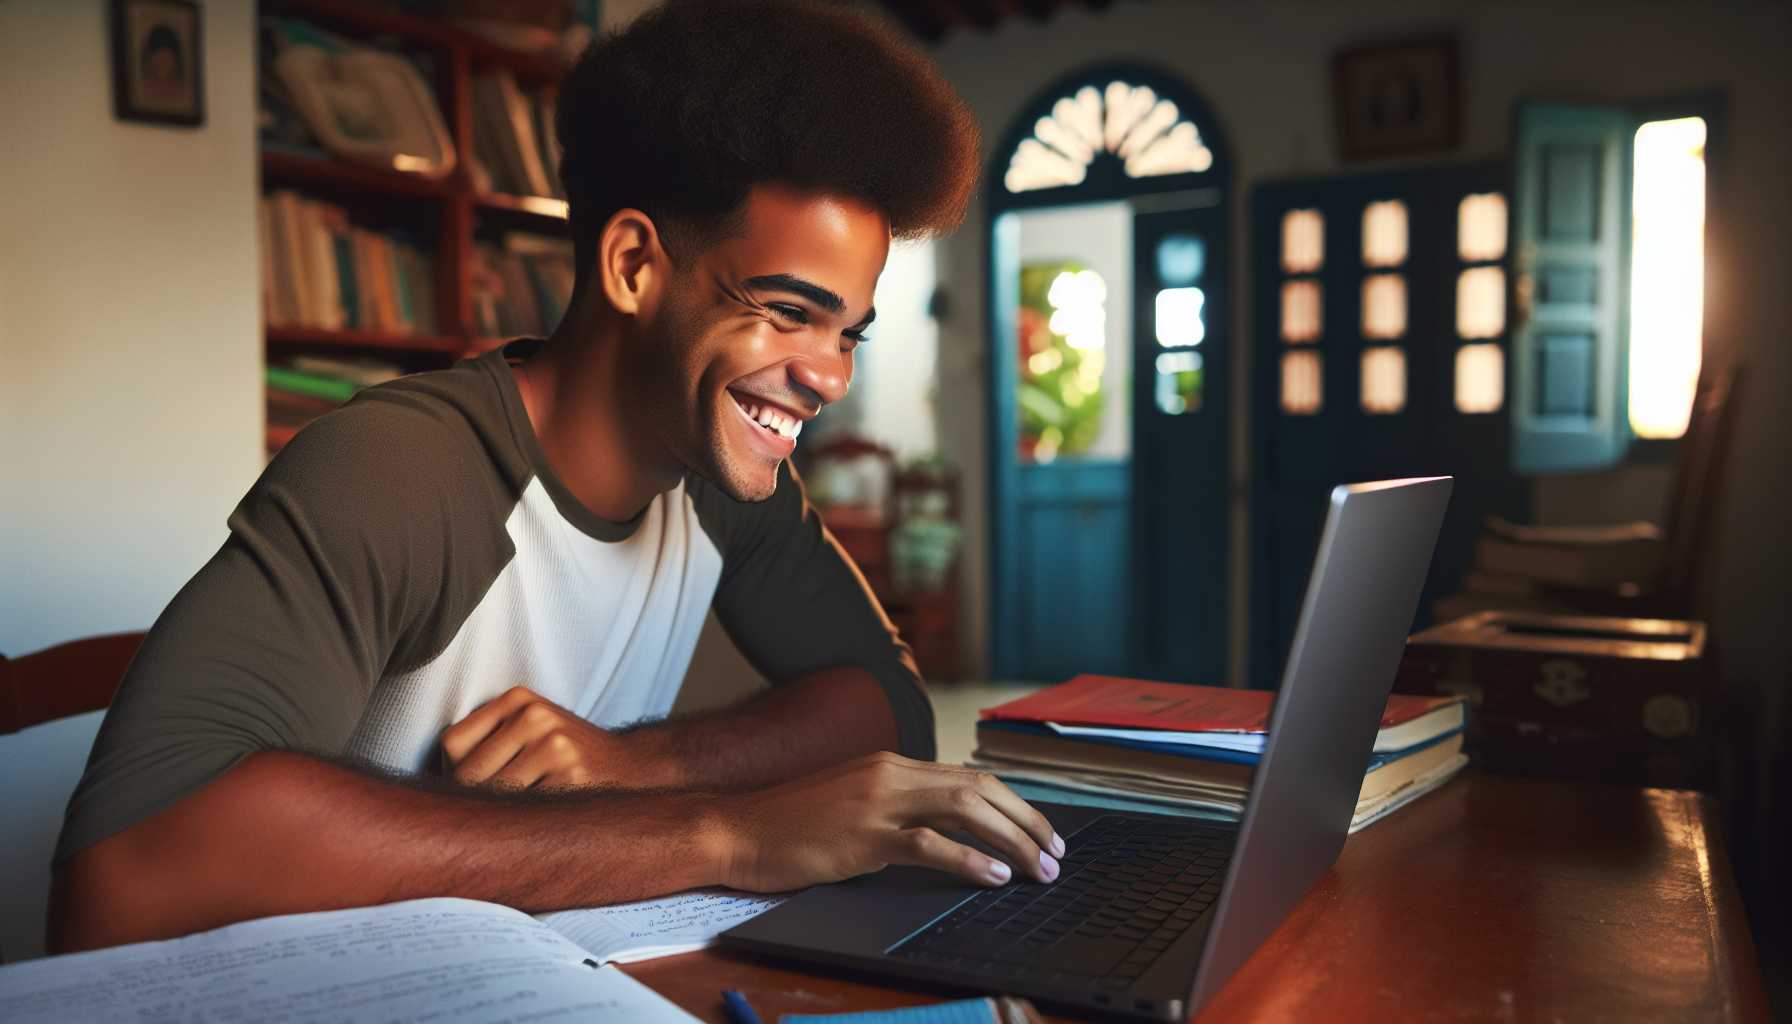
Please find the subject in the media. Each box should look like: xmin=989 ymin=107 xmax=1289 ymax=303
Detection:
xmin=0 ymin=632 xmax=144 ymax=735
xmin=1659 ymin=361 xmax=1744 ymax=613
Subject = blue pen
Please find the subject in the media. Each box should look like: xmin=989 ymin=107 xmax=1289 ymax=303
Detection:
xmin=722 ymin=988 xmax=764 ymax=1024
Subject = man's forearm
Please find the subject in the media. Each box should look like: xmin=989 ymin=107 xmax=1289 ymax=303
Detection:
xmin=51 ymin=750 xmax=730 ymax=952
xmin=617 ymin=666 xmax=914 ymax=790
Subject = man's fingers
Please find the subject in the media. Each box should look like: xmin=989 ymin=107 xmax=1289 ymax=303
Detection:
xmin=966 ymin=770 xmax=1064 ymax=859
xmin=490 ymin=735 xmax=592 ymax=791
xmin=451 ymin=703 xmax=556 ymax=785
xmin=927 ymin=784 xmax=1057 ymax=883
xmin=885 ymin=827 xmax=1012 ymax=887
xmin=440 ymin=686 xmax=540 ymax=765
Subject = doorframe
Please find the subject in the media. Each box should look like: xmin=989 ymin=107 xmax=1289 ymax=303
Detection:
xmin=986 ymin=63 xmax=1233 ymax=680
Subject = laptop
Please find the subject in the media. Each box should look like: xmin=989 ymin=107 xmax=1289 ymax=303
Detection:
xmin=722 ymin=477 xmax=1453 ymax=1021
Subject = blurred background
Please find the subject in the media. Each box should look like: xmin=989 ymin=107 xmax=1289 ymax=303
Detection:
xmin=1 ymin=0 xmax=1787 ymax=1001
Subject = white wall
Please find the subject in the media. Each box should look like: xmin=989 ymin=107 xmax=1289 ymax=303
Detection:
xmin=0 ymin=0 xmax=259 ymax=960
xmin=826 ymin=239 xmax=942 ymax=460
xmin=0 ymin=1 xmax=262 ymax=656
xmin=923 ymin=1 xmax=1792 ymax=707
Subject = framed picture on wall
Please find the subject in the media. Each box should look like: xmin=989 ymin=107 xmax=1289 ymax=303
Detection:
xmin=111 ymin=0 xmax=204 ymax=127
xmin=1333 ymin=35 xmax=1458 ymax=160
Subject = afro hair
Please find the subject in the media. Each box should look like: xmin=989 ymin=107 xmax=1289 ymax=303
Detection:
xmin=554 ymin=0 xmax=979 ymax=280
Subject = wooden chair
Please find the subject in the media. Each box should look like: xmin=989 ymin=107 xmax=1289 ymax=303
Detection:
xmin=1436 ymin=361 xmax=1744 ymax=621
xmin=0 ymin=632 xmax=144 ymax=735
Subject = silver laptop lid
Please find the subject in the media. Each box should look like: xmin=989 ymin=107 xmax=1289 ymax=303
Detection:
xmin=1186 ymin=477 xmax=1452 ymax=1013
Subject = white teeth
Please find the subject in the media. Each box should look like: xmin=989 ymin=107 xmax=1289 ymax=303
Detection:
xmin=736 ymin=392 xmax=803 ymax=441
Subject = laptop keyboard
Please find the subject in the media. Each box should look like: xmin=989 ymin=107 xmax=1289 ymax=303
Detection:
xmin=892 ymin=814 xmax=1232 ymax=990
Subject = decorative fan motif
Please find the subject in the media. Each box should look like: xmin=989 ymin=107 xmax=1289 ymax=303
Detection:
xmin=1004 ymin=81 xmax=1215 ymax=193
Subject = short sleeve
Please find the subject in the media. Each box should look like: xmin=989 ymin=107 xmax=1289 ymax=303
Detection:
xmin=54 ymin=398 xmax=474 ymax=862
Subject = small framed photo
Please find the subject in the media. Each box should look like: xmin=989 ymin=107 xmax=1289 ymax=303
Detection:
xmin=111 ymin=0 xmax=204 ymax=127
xmin=1334 ymin=35 xmax=1458 ymax=160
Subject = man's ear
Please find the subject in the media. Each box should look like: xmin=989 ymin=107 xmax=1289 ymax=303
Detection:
xmin=596 ymin=208 xmax=668 ymax=319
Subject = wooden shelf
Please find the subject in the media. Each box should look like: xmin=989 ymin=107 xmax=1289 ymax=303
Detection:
xmin=267 ymin=326 xmax=468 ymax=356
xmin=259 ymin=0 xmax=570 ymax=433
xmin=262 ymin=151 xmax=450 ymax=201
xmin=475 ymin=192 xmax=569 ymax=222
xmin=266 ymin=0 xmax=569 ymax=82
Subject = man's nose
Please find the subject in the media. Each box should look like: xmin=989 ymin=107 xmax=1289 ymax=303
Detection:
xmin=788 ymin=348 xmax=850 ymax=408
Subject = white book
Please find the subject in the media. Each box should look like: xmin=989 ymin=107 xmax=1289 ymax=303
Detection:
xmin=301 ymin=198 xmax=345 ymax=330
xmin=270 ymin=191 xmax=316 ymax=327
xmin=0 ymin=898 xmax=719 ymax=1023
xmin=256 ymin=197 xmax=286 ymax=328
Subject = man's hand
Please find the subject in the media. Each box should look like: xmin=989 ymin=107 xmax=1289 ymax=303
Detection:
xmin=715 ymin=751 xmax=1066 ymax=892
xmin=441 ymin=686 xmax=630 ymax=790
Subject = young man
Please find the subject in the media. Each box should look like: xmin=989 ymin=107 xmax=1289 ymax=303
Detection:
xmin=50 ymin=0 xmax=1063 ymax=952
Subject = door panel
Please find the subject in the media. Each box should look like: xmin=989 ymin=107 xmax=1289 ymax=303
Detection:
xmin=1017 ymin=463 xmax=1131 ymax=678
xmin=1250 ymin=164 xmax=1527 ymax=688
xmin=1132 ymin=207 xmax=1228 ymax=685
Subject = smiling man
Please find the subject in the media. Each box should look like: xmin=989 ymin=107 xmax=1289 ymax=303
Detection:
xmin=50 ymin=0 xmax=1064 ymax=951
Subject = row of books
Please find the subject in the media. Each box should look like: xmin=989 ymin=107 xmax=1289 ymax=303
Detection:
xmin=260 ymin=191 xmax=439 ymax=335
xmin=265 ymin=356 xmax=402 ymax=453
xmin=972 ymin=675 xmax=1468 ymax=833
xmin=471 ymin=235 xmax=576 ymax=340
xmin=472 ymin=69 xmax=565 ymax=200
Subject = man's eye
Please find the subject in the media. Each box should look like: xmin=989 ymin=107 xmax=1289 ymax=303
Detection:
xmin=769 ymin=303 xmax=809 ymax=325
xmin=844 ymin=330 xmax=871 ymax=344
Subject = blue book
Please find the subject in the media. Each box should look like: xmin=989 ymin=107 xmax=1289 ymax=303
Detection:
xmin=981 ymin=720 xmax=1460 ymax=768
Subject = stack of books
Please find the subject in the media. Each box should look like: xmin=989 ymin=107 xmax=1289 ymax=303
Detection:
xmin=972 ymin=675 xmax=1468 ymax=833
xmin=265 ymin=356 xmax=401 ymax=453
xmin=471 ymin=235 xmax=576 ymax=339
xmin=259 ymin=190 xmax=438 ymax=336
xmin=471 ymin=69 xmax=564 ymax=200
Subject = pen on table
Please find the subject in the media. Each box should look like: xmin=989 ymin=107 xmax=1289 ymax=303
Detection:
xmin=722 ymin=988 xmax=764 ymax=1024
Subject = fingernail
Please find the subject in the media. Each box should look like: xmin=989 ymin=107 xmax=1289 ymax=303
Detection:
xmin=986 ymin=860 xmax=1012 ymax=885
xmin=1038 ymin=851 xmax=1060 ymax=882
xmin=1050 ymin=831 xmax=1066 ymax=857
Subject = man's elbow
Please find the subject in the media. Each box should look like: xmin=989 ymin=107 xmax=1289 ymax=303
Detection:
xmin=47 ymin=833 xmax=162 ymax=953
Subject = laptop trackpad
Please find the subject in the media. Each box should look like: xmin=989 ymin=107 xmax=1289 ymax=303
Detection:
xmin=729 ymin=863 xmax=983 ymax=958
xmin=726 ymin=803 xmax=1114 ymax=958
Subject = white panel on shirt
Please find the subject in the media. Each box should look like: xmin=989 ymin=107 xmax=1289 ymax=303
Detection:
xmin=343 ymin=479 xmax=723 ymax=776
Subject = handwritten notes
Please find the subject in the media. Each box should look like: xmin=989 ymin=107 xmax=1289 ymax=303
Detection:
xmin=538 ymin=887 xmax=790 ymax=963
xmin=0 ymin=898 xmax=697 ymax=1023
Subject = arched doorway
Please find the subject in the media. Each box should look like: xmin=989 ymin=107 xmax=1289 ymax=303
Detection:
xmin=988 ymin=65 xmax=1231 ymax=684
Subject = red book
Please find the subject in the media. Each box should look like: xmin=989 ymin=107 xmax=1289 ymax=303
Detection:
xmin=982 ymin=674 xmax=1463 ymax=753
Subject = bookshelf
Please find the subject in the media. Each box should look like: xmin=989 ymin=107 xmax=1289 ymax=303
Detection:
xmin=259 ymin=0 xmax=574 ymax=450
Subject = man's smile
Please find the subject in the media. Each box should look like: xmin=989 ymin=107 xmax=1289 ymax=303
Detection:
xmin=727 ymin=388 xmax=806 ymax=457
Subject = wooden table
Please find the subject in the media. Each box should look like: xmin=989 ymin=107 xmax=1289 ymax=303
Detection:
xmin=623 ymin=772 xmax=1768 ymax=1022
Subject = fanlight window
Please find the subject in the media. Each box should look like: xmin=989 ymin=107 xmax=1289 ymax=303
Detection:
xmin=1005 ymin=81 xmax=1215 ymax=194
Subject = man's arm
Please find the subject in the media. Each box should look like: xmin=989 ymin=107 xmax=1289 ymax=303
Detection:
xmin=51 ymin=747 xmax=1063 ymax=952
xmin=440 ymin=667 xmax=899 ymax=791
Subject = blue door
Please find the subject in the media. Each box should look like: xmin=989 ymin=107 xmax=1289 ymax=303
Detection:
xmin=1249 ymin=163 xmax=1527 ymax=687
xmin=988 ymin=66 xmax=1232 ymax=684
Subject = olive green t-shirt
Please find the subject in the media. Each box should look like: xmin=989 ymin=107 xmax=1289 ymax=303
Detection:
xmin=56 ymin=341 xmax=934 ymax=862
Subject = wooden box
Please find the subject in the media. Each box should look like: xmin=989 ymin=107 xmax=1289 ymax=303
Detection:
xmin=1394 ymin=611 xmax=1710 ymax=788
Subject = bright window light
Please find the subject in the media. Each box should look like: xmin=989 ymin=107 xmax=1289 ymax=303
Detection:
xmin=1046 ymin=269 xmax=1108 ymax=351
xmin=1154 ymin=287 xmax=1205 ymax=347
xmin=1628 ymin=116 xmax=1705 ymax=440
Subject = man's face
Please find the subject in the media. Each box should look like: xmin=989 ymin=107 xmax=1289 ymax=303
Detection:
xmin=635 ymin=185 xmax=889 ymax=502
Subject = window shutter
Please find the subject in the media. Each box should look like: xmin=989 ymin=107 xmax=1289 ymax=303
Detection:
xmin=1510 ymin=103 xmax=1633 ymax=472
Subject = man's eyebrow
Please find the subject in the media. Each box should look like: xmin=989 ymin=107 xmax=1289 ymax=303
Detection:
xmin=744 ymin=273 xmax=848 ymax=316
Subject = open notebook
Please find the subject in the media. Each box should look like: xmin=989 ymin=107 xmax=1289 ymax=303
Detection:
xmin=0 ymin=891 xmax=786 ymax=1022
